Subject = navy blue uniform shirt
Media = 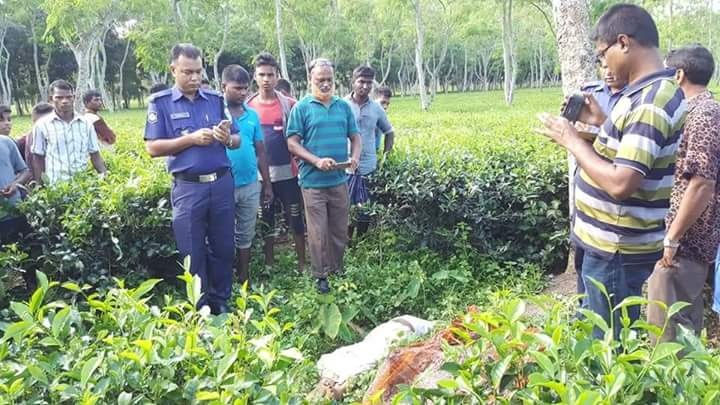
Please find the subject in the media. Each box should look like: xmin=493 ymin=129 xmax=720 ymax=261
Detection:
xmin=581 ymin=80 xmax=625 ymax=115
xmin=144 ymin=87 xmax=231 ymax=175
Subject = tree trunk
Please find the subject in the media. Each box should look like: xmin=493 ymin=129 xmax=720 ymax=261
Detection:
xmin=462 ymin=45 xmax=469 ymax=91
xmin=551 ymin=0 xmax=596 ymax=272
xmin=275 ymin=0 xmax=290 ymax=80
xmin=213 ymin=10 xmax=230 ymax=89
xmin=118 ymin=39 xmax=131 ymax=110
xmin=95 ymin=31 xmax=112 ymax=111
xmin=30 ymin=14 xmax=49 ymax=102
xmin=443 ymin=51 xmax=455 ymax=94
xmin=501 ymin=0 xmax=515 ymax=105
xmin=411 ymin=0 xmax=429 ymax=110
xmin=0 ymin=24 xmax=12 ymax=106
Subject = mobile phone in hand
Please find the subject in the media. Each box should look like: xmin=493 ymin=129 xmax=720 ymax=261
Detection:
xmin=561 ymin=94 xmax=585 ymax=123
xmin=333 ymin=160 xmax=352 ymax=170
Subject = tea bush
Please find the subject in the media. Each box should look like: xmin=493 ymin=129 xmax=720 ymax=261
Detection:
xmin=0 ymin=271 xmax=310 ymax=403
xmin=4 ymin=89 xmax=569 ymax=290
xmin=393 ymin=293 xmax=720 ymax=404
xmin=374 ymin=90 xmax=569 ymax=270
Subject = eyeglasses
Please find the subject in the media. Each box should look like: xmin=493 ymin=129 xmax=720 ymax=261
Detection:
xmin=595 ymin=41 xmax=618 ymax=66
xmin=309 ymin=58 xmax=334 ymax=72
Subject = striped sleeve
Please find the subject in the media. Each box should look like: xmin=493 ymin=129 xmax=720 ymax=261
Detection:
xmin=31 ymin=123 xmax=47 ymax=156
xmin=614 ymin=103 xmax=672 ymax=176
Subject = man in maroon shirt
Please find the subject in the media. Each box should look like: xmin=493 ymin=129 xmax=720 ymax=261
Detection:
xmin=83 ymin=90 xmax=117 ymax=147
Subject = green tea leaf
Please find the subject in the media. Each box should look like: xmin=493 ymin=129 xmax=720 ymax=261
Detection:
xmin=196 ymin=391 xmax=220 ymax=401
xmin=578 ymin=309 xmax=609 ymax=334
xmin=651 ymin=342 xmax=684 ymax=363
xmin=529 ymin=350 xmax=554 ymax=375
xmin=130 ymin=279 xmax=162 ymax=300
xmin=80 ymin=353 xmax=105 ymax=388
xmin=320 ymin=303 xmax=342 ymax=340
xmin=491 ymin=355 xmax=513 ymax=391
xmin=217 ymin=349 xmax=238 ymax=382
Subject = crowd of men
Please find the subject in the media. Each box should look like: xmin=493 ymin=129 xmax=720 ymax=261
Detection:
xmin=0 ymin=43 xmax=396 ymax=314
xmin=538 ymin=3 xmax=720 ymax=341
xmin=1 ymin=2 xmax=720 ymax=338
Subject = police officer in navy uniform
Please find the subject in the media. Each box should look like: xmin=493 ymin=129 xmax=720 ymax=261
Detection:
xmin=144 ymin=44 xmax=241 ymax=314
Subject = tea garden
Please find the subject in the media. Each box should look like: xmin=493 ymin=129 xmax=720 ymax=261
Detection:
xmin=2 ymin=89 xmax=720 ymax=403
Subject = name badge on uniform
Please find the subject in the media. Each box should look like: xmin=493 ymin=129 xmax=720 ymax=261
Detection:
xmin=171 ymin=112 xmax=191 ymax=120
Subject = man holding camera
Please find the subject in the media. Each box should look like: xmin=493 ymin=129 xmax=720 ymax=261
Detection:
xmin=538 ymin=4 xmax=686 ymax=336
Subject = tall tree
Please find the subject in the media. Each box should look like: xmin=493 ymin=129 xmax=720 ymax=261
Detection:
xmin=551 ymin=0 xmax=595 ymax=236
xmin=411 ymin=0 xmax=429 ymax=110
xmin=274 ymin=0 xmax=290 ymax=80
xmin=43 ymin=0 xmax=125 ymax=109
xmin=0 ymin=11 xmax=12 ymax=105
xmin=500 ymin=0 xmax=515 ymax=105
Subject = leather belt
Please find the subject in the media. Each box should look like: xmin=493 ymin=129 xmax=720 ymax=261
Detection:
xmin=173 ymin=167 xmax=229 ymax=183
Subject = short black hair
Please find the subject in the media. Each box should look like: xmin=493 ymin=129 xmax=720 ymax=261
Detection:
xmin=352 ymin=65 xmax=376 ymax=80
xmin=83 ymin=90 xmax=101 ymax=105
xmin=32 ymin=102 xmax=54 ymax=116
xmin=254 ymin=52 xmax=278 ymax=70
xmin=377 ymin=86 xmax=393 ymax=98
xmin=222 ymin=64 xmax=251 ymax=85
xmin=0 ymin=104 xmax=10 ymax=117
xmin=149 ymin=82 xmax=169 ymax=94
xmin=591 ymin=4 xmax=659 ymax=48
xmin=171 ymin=43 xmax=202 ymax=62
xmin=666 ymin=45 xmax=716 ymax=86
xmin=201 ymin=79 xmax=210 ymax=85
xmin=49 ymin=79 xmax=74 ymax=95
xmin=275 ymin=78 xmax=291 ymax=94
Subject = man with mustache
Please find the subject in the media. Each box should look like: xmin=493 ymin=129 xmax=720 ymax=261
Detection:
xmin=286 ymin=58 xmax=361 ymax=293
xmin=144 ymin=43 xmax=240 ymax=314
xmin=345 ymin=66 xmax=395 ymax=239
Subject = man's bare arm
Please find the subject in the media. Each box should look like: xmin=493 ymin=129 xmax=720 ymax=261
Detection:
xmin=287 ymin=135 xmax=321 ymax=166
xmin=383 ymin=131 xmax=395 ymax=154
xmin=567 ymin=138 xmax=645 ymax=200
xmin=666 ymin=176 xmax=715 ymax=242
xmin=31 ymin=154 xmax=45 ymax=185
xmin=538 ymin=114 xmax=644 ymax=200
xmin=90 ymin=152 xmax=108 ymax=174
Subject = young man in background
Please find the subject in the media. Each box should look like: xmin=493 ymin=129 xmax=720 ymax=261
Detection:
xmin=222 ymin=64 xmax=272 ymax=285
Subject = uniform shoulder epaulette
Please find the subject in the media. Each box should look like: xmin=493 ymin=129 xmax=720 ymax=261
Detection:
xmin=580 ymin=80 xmax=604 ymax=92
xmin=148 ymin=88 xmax=173 ymax=102
xmin=201 ymin=89 xmax=223 ymax=98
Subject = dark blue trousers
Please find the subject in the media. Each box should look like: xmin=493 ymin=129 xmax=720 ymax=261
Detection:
xmin=171 ymin=172 xmax=235 ymax=308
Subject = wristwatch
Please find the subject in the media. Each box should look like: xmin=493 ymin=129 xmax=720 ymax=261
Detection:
xmin=663 ymin=236 xmax=680 ymax=249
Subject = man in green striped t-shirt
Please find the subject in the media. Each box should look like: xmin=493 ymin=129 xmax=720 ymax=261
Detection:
xmin=538 ymin=4 xmax=686 ymax=337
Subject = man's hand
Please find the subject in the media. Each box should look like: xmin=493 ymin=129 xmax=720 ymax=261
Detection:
xmin=262 ymin=183 xmax=273 ymax=205
xmin=0 ymin=183 xmax=16 ymax=197
xmin=212 ymin=120 xmax=231 ymax=145
xmin=190 ymin=128 xmax=214 ymax=146
xmin=350 ymin=157 xmax=359 ymax=172
xmin=314 ymin=158 xmax=337 ymax=171
xmin=578 ymin=94 xmax=607 ymax=127
xmin=535 ymin=113 xmax=582 ymax=149
xmin=655 ymin=246 xmax=679 ymax=270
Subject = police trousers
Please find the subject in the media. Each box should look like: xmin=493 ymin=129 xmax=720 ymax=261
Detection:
xmin=171 ymin=172 xmax=235 ymax=308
